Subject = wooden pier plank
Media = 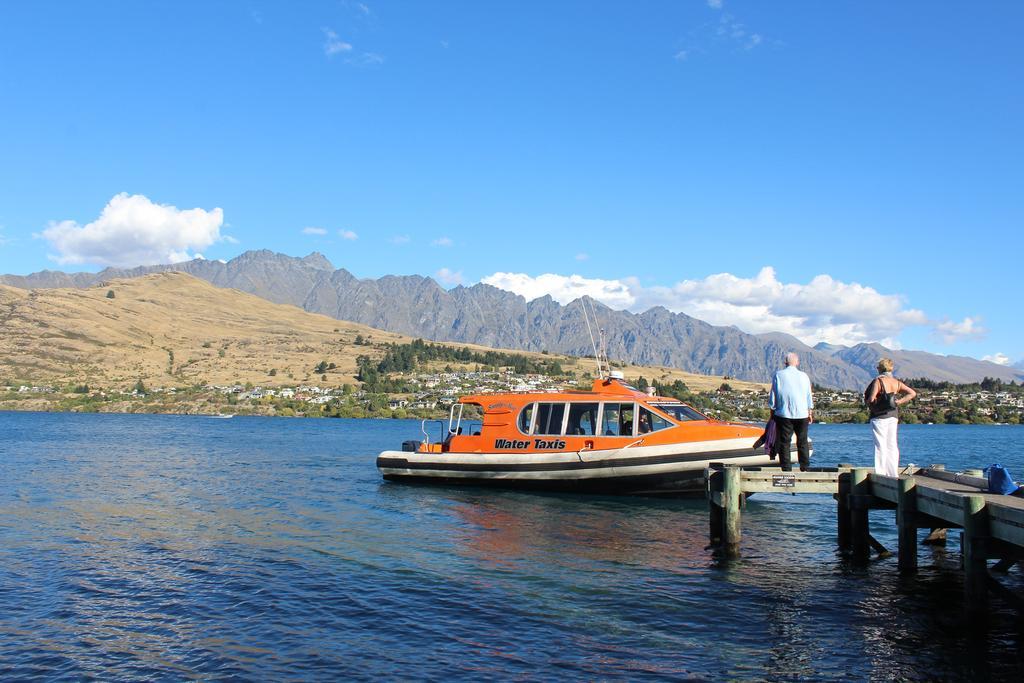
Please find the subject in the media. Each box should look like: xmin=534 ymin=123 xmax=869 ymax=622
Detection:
xmin=915 ymin=487 xmax=974 ymax=526
xmin=917 ymin=468 xmax=988 ymax=489
xmin=989 ymin=502 xmax=1024 ymax=547
xmin=740 ymin=480 xmax=843 ymax=494
xmin=869 ymin=474 xmax=900 ymax=504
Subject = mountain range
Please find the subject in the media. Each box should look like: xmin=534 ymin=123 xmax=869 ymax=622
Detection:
xmin=0 ymin=272 xmax=763 ymax=394
xmin=4 ymin=250 xmax=1021 ymax=389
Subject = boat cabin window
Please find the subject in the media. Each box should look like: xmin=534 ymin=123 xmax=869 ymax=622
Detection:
xmin=639 ymin=407 xmax=673 ymax=433
xmin=601 ymin=402 xmax=635 ymax=436
xmin=566 ymin=403 xmax=599 ymax=436
xmin=651 ymin=402 xmax=707 ymax=422
xmin=518 ymin=404 xmax=534 ymax=433
xmin=533 ymin=402 xmax=567 ymax=435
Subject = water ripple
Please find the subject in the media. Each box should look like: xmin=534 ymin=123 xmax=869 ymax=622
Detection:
xmin=1 ymin=413 xmax=1022 ymax=680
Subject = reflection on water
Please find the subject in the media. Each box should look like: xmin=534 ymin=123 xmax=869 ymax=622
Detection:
xmin=0 ymin=413 xmax=1021 ymax=679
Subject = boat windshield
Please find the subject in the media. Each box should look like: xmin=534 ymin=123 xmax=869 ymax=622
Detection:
xmin=651 ymin=402 xmax=707 ymax=422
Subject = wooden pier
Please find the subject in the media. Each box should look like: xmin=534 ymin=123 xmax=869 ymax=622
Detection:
xmin=706 ymin=463 xmax=1024 ymax=614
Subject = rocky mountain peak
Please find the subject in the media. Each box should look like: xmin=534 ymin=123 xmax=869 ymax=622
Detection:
xmin=300 ymin=252 xmax=335 ymax=271
xmin=3 ymin=249 xmax=1022 ymax=388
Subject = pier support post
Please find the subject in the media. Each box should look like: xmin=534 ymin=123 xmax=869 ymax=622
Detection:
xmin=707 ymin=464 xmax=724 ymax=550
xmin=722 ymin=465 xmax=742 ymax=559
xmin=850 ymin=468 xmax=872 ymax=563
xmin=837 ymin=468 xmax=851 ymax=551
xmin=897 ymin=476 xmax=918 ymax=574
xmin=961 ymin=494 xmax=989 ymax=615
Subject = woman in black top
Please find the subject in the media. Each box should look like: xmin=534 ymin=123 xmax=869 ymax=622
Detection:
xmin=864 ymin=358 xmax=917 ymax=476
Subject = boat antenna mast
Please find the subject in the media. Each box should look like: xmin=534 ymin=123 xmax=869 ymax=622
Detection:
xmin=581 ymin=294 xmax=602 ymax=378
xmin=591 ymin=296 xmax=610 ymax=379
xmin=580 ymin=296 xmax=609 ymax=380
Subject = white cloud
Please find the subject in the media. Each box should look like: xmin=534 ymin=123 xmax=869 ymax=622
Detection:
xmin=480 ymin=266 xmax=939 ymax=348
xmin=389 ymin=235 xmax=410 ymax=245
xmin=41 ymin=193 xmax=224 ymax=268
xmin=339 ymin=229 xmax=359 ymax=240
xmin=432 ymin=236 xmax=453 ymax=247
xmin=481 ymin=272 xmax=637 ymax=311
xmin=934 ymin=317 xmax=986 ymax=344
xmin=983 ymin=353 xmax=1011 ymax=366
xmin=435 ymin=268 xmax=464 ymax=286
xmin=675 ymin=6 xmax=766 ymax=64
xmin=323 ymin=28 xmax=353 ymax=56
xmin=575 ymin=252 xmax=589 ymax=261
xmin=716 ymin=13 xmax=764 ymax=51
xmin=350 ymin=52 xmax=384 ymax=66
xmin=303 ymin=227 xmax=328 ymax=236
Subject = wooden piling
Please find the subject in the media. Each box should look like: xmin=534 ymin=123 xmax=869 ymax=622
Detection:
xmin=707 ymin=464 xmax=724 ymax=550
xmin=897 ymin=475 xmax=918 ymax=573
xmin=722 ymin=465 xmax=742 ymax=559
xmin=960 ymin=494 xmax=989 ymax=613
xmin=850 ymin=467 xmax=873 ymax=563
xmin=837 ymin=469 xmax=851 ymax=551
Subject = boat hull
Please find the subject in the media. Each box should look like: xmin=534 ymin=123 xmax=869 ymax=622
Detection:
xmin=377 ymin=439 xmax=805 ymax=496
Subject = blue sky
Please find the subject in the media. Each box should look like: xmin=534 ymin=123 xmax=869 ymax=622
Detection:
xmin=1 ymin=1 xmax=1021 ymax=365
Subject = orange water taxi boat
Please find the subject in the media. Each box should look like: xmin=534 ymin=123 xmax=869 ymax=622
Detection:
xmin=377 ymin=372 xmax=799 ymax=495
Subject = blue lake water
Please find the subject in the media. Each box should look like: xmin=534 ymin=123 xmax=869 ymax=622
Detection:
xmin=1 ymin=412 xmax=1022 ymax=680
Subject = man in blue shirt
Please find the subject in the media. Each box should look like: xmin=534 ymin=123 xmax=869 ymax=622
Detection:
xmin=768 ymin=352 xmax=814 ymax=471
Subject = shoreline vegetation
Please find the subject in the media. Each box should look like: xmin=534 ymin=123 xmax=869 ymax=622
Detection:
xmin=3 ymin=340 xmax=1022 ymax=425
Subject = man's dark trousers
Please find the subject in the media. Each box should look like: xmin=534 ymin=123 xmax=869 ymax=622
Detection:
xmin=773 ymin=416 xmax=810 ymax=471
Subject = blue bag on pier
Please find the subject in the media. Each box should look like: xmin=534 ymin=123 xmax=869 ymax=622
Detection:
xmin=984 ymin=464 xmax=1019 ymax=495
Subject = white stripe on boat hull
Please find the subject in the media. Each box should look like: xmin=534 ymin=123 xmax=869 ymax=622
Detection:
xmin=377 ymin=438 xmax=808 ymax=491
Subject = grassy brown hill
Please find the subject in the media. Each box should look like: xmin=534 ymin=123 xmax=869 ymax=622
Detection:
xmin=0 ymin=273 xmax=409 ymax=388
xmin=0 ymin=272 xmax=765 ymax=394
